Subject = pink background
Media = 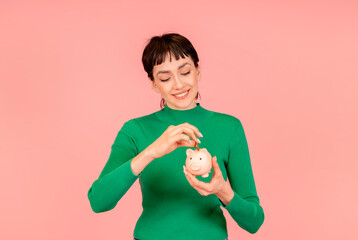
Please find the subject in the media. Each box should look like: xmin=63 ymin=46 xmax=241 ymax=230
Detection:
xmin=1 ymin=1 xmax=357 ymax=239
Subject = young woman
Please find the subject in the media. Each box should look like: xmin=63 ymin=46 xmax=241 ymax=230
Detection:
xmin=87 ymin=33 xmax=265 ymax=240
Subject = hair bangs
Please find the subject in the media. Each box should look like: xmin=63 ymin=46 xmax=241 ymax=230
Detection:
xmin=152 ymin=43 xmax=190 ymax=67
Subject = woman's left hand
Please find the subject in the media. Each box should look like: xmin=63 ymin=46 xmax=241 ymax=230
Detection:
xmin=183 ymin=156 xmax=234 ymax=204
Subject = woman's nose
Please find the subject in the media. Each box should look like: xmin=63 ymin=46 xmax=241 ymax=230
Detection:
xmin=173 ymin=75 xmax=184 ymax=88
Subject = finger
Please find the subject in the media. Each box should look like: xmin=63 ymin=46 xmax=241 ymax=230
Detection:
xmin=183 ymin=166 xmax=196 ymax=186
xmin=177 ymin=139 xmax=196 ymax=148
xmin=172 ymin=133 xmax=190 ymax=143
xmin=181 ymin=122 xmax=203 ymax=138
xmin=212 ymin=156 xmax=220 ymax=171
xmin=174 ymin=134 xmax=196 ymax=147
xmin=184 ymin=166 xmax=211 ymax=191
xmin=171 ymin=125 xmax=201 ymax=143
xmin=183 ymin=166 xmax=209 ymax=195
xmin=198 ymin=190 xmax=210 ymax=196
xmin=211 ymin=156 xmax=222 ymax=178
xmin=170 ymin=126 xmax=199 ymax=142
xmin=179 ymin=126 xmax=201 ymax=143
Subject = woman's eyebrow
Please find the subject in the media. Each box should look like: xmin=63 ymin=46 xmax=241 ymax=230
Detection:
xmin=157 ymin=62 xmax=191 ymax=76
xmin=178 ymin=62 xmax=191 ymax=69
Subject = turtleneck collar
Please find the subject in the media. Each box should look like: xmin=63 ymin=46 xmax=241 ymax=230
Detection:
xmin=155 ymin=102 xmax=213 ymax=126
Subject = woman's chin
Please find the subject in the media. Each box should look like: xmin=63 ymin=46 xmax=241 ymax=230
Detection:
xmin=174 ymin=102 xmax=196 ymax=110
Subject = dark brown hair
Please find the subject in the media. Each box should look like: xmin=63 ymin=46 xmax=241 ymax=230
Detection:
xmin=142 ymin=33 xmax=201 ymax=109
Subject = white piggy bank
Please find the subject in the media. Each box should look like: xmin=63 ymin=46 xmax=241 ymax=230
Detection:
xmin=185 ymin=148 xmax=212 ymax=178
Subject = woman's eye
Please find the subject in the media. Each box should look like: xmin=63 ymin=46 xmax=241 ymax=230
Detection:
xmin=160 ymin=71 xmax=190 ymax=81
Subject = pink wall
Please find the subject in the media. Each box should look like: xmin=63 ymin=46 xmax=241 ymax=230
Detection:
xmin=1 ymin=1 xmax=357 ymax=239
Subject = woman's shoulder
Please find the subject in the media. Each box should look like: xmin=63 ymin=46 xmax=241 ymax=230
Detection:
xmin=210 ymin=109 xmax=242 ymax=127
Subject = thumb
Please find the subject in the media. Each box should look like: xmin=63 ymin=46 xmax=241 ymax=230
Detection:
xmin=212 ymin=156 xmax=218 ymax=166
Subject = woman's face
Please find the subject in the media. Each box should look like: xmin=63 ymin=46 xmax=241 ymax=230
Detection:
xmin=151 ymin=53 xmax=201 ymax=110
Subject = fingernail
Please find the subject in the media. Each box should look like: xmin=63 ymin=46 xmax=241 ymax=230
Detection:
xmin=197 ymin=138 xmax=201 ymax=143
xmin=199 ymin=132 xmax=203 ymax=137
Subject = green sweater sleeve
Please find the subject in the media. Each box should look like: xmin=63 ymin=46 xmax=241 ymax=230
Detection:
xmin=219 ymin=120 xmax=265 ymax=234
xmin=87 ymin=119 xmax=143 ymax=213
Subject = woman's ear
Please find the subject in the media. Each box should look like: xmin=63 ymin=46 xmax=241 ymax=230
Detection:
xmin=196 ymin=64 xmax=201 ymax=82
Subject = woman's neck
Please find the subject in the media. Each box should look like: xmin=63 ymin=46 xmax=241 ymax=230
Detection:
xmin=166 ymin=101 xmax=198 ymax=110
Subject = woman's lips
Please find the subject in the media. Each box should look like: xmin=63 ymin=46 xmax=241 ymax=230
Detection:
xmin=172 ymin=89 xmax=190 ymax=99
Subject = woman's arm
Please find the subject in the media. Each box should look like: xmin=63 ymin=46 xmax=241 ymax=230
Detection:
xmin=87 ymin=119 xmax=145 ymax=213
xmin=220 ymin=119 xmax=265 ymax=234
xmin=87 ymin=120 xmax=200 ymax=213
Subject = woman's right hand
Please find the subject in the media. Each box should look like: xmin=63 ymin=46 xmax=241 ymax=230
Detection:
xmin=147 ymin=123 xmax=203 ymax=159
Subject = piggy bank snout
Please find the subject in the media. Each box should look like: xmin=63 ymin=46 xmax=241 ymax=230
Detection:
xmin=190 ymin=163 xmax=201 ymax=171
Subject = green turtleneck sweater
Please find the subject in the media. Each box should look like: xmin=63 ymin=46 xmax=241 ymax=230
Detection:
xmin=87 ymin=103 xmax=265 ymax=239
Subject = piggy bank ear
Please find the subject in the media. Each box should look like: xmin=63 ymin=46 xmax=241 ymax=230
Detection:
xmin=201 ymin=148 xmax=208 ymax=154
xmin=186 ymin=149 xmax=194 ymax=156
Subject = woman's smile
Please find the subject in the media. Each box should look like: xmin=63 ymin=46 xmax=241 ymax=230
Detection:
xmin=172 ymin=89 xmax=190 ymax=99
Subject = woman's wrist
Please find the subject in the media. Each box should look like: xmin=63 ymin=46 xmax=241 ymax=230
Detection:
xmin=145 ymin=145 xmax=159 ymax=159
xmin=216 ymin=182 xmax=235 ymax=206
xmin=131 ymin=148 xmax=156 ymax=176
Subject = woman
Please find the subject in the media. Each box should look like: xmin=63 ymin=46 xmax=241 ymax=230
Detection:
xmin=87 ymin=33 xmax=265 ymax=240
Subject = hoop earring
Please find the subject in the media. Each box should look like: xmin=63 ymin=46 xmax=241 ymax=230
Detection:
xmin=160 ymin=98 xmax=165 ymax=110
xmin=195 ymin=91 xmax=201 ymax=100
